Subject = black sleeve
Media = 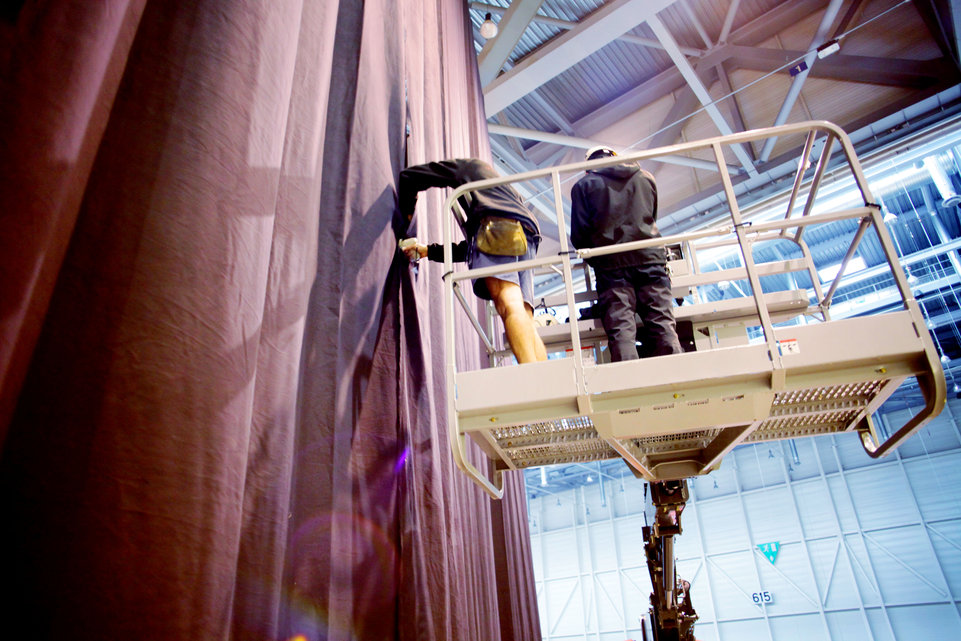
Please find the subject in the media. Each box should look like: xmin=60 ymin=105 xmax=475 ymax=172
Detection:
xmin=569 ymin=181 xmax=590 ymax=249
xmin=398 ymin=160 xmax=465 ymax=220
xmin=640 ymin=169 xmax=658 ymax=220
xmin=426 ymin=240 xmax=468 ymax=263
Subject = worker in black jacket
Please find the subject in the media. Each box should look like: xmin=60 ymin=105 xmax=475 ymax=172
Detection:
xmin=399 ymin=158 xmax=546 ymax=363
xmin=570 ymin=147 xmax=682 ymax=361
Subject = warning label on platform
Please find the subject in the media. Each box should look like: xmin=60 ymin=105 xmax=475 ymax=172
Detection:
xmin=777 ymin=338 xmax=800 ymax=356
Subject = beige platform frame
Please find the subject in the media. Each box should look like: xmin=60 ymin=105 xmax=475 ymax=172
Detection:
xmin=440 ymin=121 xmax=946 ymax=499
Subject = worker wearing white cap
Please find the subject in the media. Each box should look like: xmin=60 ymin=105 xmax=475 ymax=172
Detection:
xmin=570 ymin=147 xmax=682 ymax=360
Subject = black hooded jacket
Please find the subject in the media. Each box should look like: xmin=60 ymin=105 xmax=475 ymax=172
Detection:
xmin=570 ymin=163 xmax=665 ymax=269
xmin=399 ymin=158 xmax=539 ymax=238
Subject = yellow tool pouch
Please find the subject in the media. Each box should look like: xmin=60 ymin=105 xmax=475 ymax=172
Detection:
xmin=475 ymin=217 xmax=528 ymax=256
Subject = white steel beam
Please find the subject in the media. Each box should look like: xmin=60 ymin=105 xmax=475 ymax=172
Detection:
xmin=776 ymin=450 xmax=833 ymax=637
xmin=647 ymin=65 xmax=722 ymax=151
xmin=647 ymin=14 xmax=758 ymax=177
xmin=477 ymin=0 xmax=545 ymax=87
xmin=522 ymin=0 xmax=826 ymax=162
xmin=681 ymin=0 xmax=712 ymax=49
xmin=758 ymin=0 xmax=845 ymax=162
xmin=645 ymin=84 xmax=704 ymax=150
xmin=826 ymin=438 xmax=898 ymax=638
xmin=504 ymin=60 xmax=578 ymax=136
xmin=526 ymin=65 xmax=688 ymax=164
xmin=718 ymin=0 xmax=740 ymax=44
xmin=889 ymin=449 xmax=961 ymax=628
xmin=712 ymin=63 xmax=755 ymax=161
xmin=495 ymin=113 xmax=528 ymax=159
xmin=482 ymin=0 xmax=675 ymax=117
xmin=729 ymin=455 xmax=775 ymax=638
xmin=581 ymin=487 xmax=602 ymax=637
xmin=488 ymin=136 xmax=561 ymax=231
xmin=688 ymin=501 xmax=721 ymax=640
xmin=470 ymin=1 xmax=703 ymax=57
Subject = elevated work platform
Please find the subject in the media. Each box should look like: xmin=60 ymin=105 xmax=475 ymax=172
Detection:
xmin=437 ymin=121 xmax=945 ymax=498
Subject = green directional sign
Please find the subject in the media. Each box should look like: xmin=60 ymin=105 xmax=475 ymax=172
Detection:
xmin=758 ymin=541 xmax=780 ymax=564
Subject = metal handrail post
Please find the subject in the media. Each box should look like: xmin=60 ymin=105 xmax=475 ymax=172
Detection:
xmin=442 ymin=189 xmax=504 ymax=497
xmin=819 ymin=216 xmax=872 ymax=309
xmin=713 ymin=141 xmax=785 ymax=385
xmin=831 ymin=129 xmax=915 ymax=307
xmin=784 ymin=130 xmax=818 ymax=222
xmin=552 ymin=170 xmax=587 ymax=390
xmin=794 ymin=134 xmax=837 ymax=245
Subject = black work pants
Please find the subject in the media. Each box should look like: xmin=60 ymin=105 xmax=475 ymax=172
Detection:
xmin=595 ymin=263 xmax=682 ymax=361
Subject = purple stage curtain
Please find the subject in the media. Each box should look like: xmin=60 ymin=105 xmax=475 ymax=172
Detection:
xmin=0 ymin=2 xmax=541 ymax=641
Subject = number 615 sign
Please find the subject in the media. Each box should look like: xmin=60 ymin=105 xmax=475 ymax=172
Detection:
xmin=752 ymin=591 xmax=773 ymax=604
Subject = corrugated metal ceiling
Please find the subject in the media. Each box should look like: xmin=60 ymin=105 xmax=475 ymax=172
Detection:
xmin=468 ymin=0 xmax=961 ymax=234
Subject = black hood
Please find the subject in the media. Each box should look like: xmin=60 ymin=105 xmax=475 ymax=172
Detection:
xmin=588 ymin=162 xmax=639 ymax=180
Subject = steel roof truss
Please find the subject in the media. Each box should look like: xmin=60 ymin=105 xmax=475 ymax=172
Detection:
xmin=482 ymin=0 xmax=676 ymax=116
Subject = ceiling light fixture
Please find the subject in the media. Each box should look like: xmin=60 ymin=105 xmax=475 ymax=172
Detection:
xmin=816 ymin=39 xmax=840 ymax=59
xmin=480 ymin=12 xmax=498 ymax=40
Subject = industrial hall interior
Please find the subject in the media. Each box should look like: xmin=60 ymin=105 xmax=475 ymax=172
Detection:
xmin=1 ymin=1 xmax=960 ymax=641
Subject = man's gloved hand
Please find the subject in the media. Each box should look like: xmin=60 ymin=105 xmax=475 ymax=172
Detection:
xmin=399 ymin=237 xmax=428 ymax=261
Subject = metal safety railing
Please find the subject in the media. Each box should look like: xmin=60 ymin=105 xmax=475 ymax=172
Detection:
xmin=436 ymin=121 xmax=945 ymax=498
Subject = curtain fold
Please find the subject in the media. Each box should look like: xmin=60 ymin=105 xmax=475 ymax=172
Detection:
xmin=0 ymin=0 xmax=148 ymax=441
xmin=0 ymin=1 xmax=541 ymax=640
